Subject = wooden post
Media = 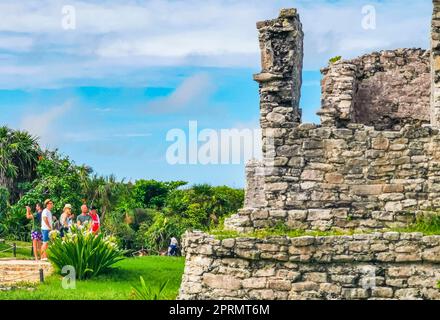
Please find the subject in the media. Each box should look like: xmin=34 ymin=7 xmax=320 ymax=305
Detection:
xmin=12 ymin=242 xmax=16 ymax=258
xmin=39 ymin=268 xmax=44 ymax=283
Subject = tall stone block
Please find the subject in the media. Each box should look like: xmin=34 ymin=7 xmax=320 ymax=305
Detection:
xmin=254 ymin=9 xmax=304 ymax=161
xmin=432 ymin=0 xmax=440 ymax=126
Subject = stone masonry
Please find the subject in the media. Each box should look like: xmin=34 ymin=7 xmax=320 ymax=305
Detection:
xmin=320 ymin=49 xmax=430 ymax=130
xmin=432 ymin=0 xmax=440 ymax=126
xmin=224 ymin=4 xmax=440 ymax=234
xmin=0 ymin=260 xmax=53 ymax=287
xmin=179 ymin=232 xmax=440 ymax=300
xmin=179 ymin=4 xmax=440 ymax=300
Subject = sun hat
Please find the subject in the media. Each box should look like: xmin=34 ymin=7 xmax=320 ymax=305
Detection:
xmin=44 ymin=199 xmax=53 ymax=206
xmin=64 ymin=204 xmax=72 ymax=210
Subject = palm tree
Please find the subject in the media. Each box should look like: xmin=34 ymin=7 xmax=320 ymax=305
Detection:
xmin=0 ymin=126 xmax=40 ymax=200
xmin=90 ymin=174 xmax=124 ymax=223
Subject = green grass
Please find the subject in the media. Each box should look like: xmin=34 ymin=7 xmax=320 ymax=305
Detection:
xmin=211 ymin=215 xmax=440 ymax=240
xmin=0 ymin=240 xmax=33 ymax=260
xmin=396 ymin=214 xmax=440 ymax=235
xmin=0 ymin=256 xmax=185 ymax=300
xmin=210 ymin=225 xmax=361 ymax=240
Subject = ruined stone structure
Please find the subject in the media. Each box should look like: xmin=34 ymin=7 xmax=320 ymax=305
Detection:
xmin=180 ymin=232 xmax=440 ymax=300
xmin=224 ymin=7 xmax=439 ymax=234
xmin=0 ymin=260 xmax=52 ymax=287
xmin=179 ymin=4 xmax=440 ymax=300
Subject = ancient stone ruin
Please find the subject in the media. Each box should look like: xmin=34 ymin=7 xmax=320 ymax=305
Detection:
xmin=179 ymin=5 xmax=440 ymax=300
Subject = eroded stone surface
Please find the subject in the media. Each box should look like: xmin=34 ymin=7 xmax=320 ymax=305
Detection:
xmin=181 ymin=6 xmax=440 ymax=301
xmin=178 ymin=232 xmax=440 ymax=300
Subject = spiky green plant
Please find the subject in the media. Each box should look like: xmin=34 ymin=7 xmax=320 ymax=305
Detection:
xmin=131 ymin=276 xmax=169 ymax=300
xmin=47 ymin=225 xmax=125 ymax=280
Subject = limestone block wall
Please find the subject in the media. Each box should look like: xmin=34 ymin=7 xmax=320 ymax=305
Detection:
xmin=243 ymin=160 xmax=266 ymax=209
xmin=319 ymin=49 xmax=431 ymax=130
xmin=178 ymin=232 xmax=440 ymax=300
xmin=432 ymin=0 xmax=440 ymax=126
xmin=254 ymin=9 xmax=303 ymax=161
xmin=0 ymin=260 xmax=53 ymax=286
xmin=226 ymin=124 xmax=440 ymax=232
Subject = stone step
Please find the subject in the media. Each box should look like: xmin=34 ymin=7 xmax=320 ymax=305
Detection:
xmin=0 ymin=260 xmax=53 ymax=286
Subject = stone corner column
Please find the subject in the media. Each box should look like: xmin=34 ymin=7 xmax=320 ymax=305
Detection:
xmin=317 ymin=61 xmax=357 ymax=128
xmin=253 ymin=8 xmax=304 ymax=160
xmin=431 ymin=0 xmax=440 ymax=127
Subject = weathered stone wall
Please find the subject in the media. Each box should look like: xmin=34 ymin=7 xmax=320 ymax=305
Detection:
xmin=179 ymin=6 xmax=440 ymax=301
xmin=243 ymin=160 xmax=266 ymax=209
xmin=0 ymin=260 xmax=53 ymax=287
xmin=319 ymin=49 xmax=431 ymax=130
xmin=226 ymin=123 xmax=440 ymax=233
xmin=179 ymin=232 xmax=440 ymax=300
xmin=254 ymin=9 xmax=303 ymax=161
xmin=432 ymin=0 xmax=440 ymax=126
xmin=225 ymin=8 xmax=440 ymax=234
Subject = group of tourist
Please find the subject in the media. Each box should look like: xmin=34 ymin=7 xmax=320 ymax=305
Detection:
xmin=25 ymin=199 xmax=101 ymax=261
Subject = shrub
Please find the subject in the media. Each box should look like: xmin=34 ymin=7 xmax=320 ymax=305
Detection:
xmin=131 ymin=276 xmax=170 ymax=300
xmin=0 ymin=187 xmax=9 ymax=236
xmin=140 ymin=214 xmax=186 ymax=255
xmin=47 ymin=225 xmax=125 ymax=280
xmin=405 ymin=213 xmax=440 ymax=235
xmin=329 ymin=56 xmax=342 ymax=64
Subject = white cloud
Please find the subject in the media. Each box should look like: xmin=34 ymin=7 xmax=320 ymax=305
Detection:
xmin=0 ymin=36 xmax=34 ymax=52
xmin=0 ymin=0 xmax=432 ymax=88
xmin=19 ymin=101 xmax=73 ymax=147
xmin=147 ymin=73 xmax=216 ymax=114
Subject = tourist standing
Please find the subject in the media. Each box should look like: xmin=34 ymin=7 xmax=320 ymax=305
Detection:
xmin=168 ymin=237 xmax=179 ymax=256
xmin=77 ymin=204 xmax=91 ymax=228
xmin=60 ymin=204 xmax=72 ymax=237
xmin=40 ymin=199 xmax=54 ymax=261
xmin=25 ymin=203 xmax=43 ymax=261
xmin=89 ymin=206 xmax=101 ymax=234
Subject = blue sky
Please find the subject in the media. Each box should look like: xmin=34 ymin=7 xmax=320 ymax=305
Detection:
xmin=0 ymin=0 xmax=432 ymax=187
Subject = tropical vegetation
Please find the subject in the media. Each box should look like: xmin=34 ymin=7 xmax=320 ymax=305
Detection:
xmin=47 ymin=226 xmax=125 ymax=279
xmin=0 ymin=126 xmax=245 ymax=253
xmin=0 ymin=256 xmax=184 ymax=300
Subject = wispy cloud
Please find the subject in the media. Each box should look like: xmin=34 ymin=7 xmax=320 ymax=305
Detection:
xmin=146 ymin=73 xmax=216 ymax=114
xmin=0 ymin=0 xmax=432 ymax=89
xmin=20 ymin=101 xmax=73 ymax=147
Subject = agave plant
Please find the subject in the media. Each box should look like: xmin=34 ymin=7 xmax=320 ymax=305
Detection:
xmin=47 ymin=225 xmax=125 ymax=280
xmin=131 ymin=276 xmax=169 ymax=300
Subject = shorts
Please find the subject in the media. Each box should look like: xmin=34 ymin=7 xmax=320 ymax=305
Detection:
xmin=42 ymin=230 xmax=50 ymax=243
xmin=31 ymin=231 xmax=42 ymax=241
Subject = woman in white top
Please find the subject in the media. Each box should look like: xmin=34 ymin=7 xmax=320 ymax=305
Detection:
xmin=40 ymin=199 xmax=54 ymax=261
xmin=60 ymin=204 xmax=73 ymax=237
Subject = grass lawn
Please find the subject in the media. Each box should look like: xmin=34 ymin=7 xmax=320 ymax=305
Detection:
xmin=0 ymin=256 xmax=185 ymax=300
xmin=0 ymin=240 xmax=33 ymax=260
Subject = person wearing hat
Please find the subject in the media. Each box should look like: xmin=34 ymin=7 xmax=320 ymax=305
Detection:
xmin=60 ymin=204 xmax=73 ymax=237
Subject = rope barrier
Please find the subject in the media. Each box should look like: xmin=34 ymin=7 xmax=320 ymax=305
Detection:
xmin=0 ymin=272 xmax=42 ymax=284
xmin=0 ymin=242 xmax=32 ymax=256
xmin=15 ymin=245 xmax=32 ymax=249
